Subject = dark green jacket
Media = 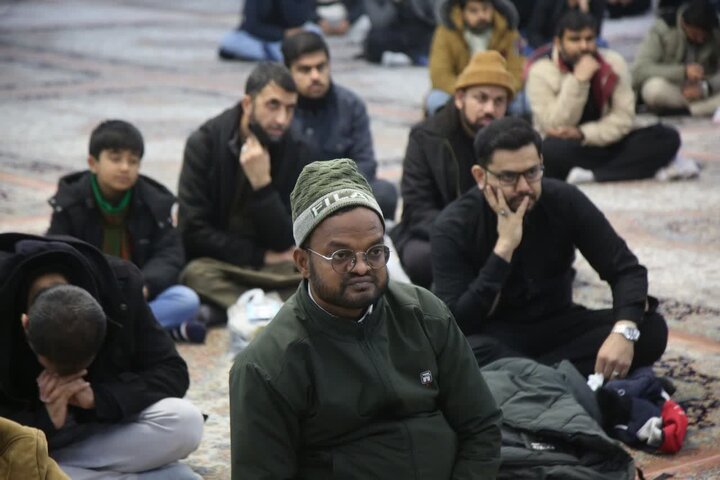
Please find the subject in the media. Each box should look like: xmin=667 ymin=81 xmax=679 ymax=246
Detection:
xmin=481 ymin=358 xmax=635 ymax=480
xmin=229 ymin=280 xmax=502 ymax=479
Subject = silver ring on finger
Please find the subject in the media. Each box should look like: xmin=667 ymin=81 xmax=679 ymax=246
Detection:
xmin=498 ymin=209 xmax=508 ymax=217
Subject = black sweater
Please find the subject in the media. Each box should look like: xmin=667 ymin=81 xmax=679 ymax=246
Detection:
xmin=431 ymin=180 xmax=648 ymax=336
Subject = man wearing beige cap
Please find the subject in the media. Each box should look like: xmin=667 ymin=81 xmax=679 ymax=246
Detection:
xmin=229 ymin=158 xmax=501 ymax=479
xmin=392 ymin=51 xmax=513 ymax=288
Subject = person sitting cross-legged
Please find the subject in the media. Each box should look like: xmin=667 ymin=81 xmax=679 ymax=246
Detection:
xmin=633 ymin=0 xmax=720 ymax=117
xmin=47 ymin=120 xmax=205 ymax=343
xmin=526 ymin=11 xmax=693 ymax=184
xmin=0 ymin=233 xmax=203 ymax=480
xmin=178 ymin=62 xmax=317 ymax=323
xmin=219 ymin=0 xmax=318 ymax=62
xmin=431 ymin=117 xmax=669 ymax=380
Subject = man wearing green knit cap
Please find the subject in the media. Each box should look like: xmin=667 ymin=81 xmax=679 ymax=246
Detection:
xmin=229 ymin=158 xmax=502 ymax=479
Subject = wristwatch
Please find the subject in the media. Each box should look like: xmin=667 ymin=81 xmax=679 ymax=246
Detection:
xmin=612 ymin=324 xmax=640 ymax=342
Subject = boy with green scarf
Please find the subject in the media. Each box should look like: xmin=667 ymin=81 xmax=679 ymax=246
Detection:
xmin=47 ymin=120 xmax=206 ymax=343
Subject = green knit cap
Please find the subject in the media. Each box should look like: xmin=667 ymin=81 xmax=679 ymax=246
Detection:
xmin=291 ymin=158 xmax=384 ymax=246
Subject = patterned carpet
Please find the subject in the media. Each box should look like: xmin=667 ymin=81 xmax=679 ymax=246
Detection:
xmin=1 ymin=1 xmax=718 ymax=478
xmin=177 ymin=317 xmax=720 ymax=479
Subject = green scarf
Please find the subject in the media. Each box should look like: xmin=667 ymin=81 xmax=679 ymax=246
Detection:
xmin=91 ymin=174 xmax=132 ymax=259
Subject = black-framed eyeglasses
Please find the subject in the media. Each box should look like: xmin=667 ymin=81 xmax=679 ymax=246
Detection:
xmin=484 ymin=164 xmax=544 ymax=186
xmin=305 ymin=244 xmax=390 ymax=273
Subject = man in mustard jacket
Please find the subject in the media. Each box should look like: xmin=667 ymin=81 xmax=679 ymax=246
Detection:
xmin=427 ymin=0 xmax=524 ymax=114
xmin=0 ymin=417 xmax=69 ymax=480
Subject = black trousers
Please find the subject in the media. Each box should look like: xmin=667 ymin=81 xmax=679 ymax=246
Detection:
xmin=364 ymin=20 xmax=434 ymax=63
xmin=542 ymin=124 xmax=681 ymax=182
xmin=607 ymin=0 xmax=652 ymax=18
xmin=469 ymin=304 xmax=669 ymax=377
xmin=399 ymin=238 xmax=433 ymax=289
xmin=370 ymin=178 xmax=398 ymax=221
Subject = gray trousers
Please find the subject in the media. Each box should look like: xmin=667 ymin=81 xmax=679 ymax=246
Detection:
xmin=641 ymin=76 xmax=720 ymax=116
xmin=51 ymin=398 xmax=204 ymax=480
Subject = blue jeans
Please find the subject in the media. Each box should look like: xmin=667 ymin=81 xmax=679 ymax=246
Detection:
xmin=219 ymin=29 xmax=283 ymax=61
xmin=426 ymin=89 xmax=452 ymax=116
xmin=219 ymin=23 xmax=323 ymax=61
xmin=149 ymin=285 xmax=200 ymax=329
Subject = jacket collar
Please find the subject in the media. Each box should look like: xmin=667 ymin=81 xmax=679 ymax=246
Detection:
xmin=296 ymin=280 xmax=384 ymax=340
xmin=49 ymin=171 xmax=174 ymax=225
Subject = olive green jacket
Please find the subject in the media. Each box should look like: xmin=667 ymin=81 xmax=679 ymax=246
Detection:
xmin=230 ymin=280 xmax=502 ymax=479
xmin=632 ymin=8 xmax=720 ymax=93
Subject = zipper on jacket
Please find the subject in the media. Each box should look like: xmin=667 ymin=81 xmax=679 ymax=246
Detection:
xmin=359 ymin=326 xmax=419 ymax=479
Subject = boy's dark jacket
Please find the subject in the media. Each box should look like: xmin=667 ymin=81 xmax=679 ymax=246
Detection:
xmin=46 ymin=171 xmax=184 ymax=299
xmin=0 ymin=233 xmax=189 ymax=437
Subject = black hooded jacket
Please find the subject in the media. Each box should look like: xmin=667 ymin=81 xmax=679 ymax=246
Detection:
xmin=0 ymin=233 xmax=189 ymax=437
xmin=47 ymin=171 xmax=185 ymax=299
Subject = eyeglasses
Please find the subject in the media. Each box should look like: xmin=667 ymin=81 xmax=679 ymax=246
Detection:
xmin=484 ymin=164 xmax=544 ymax=186
xmin=305 ymin=244 xmax=390 ymax=273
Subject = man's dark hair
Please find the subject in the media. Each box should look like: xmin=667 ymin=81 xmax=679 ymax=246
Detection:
xmin=682 ymin=0 xmax=719 ymax=32
xmin=281 ymin=31 xmax=330 ymax=68
xmin=27 ymin=284 xmax=107 ymax=375
xmin=473 ymin=117 xmax=542 ymax=167
xmin=89 ymin=120 xmax=144 ymax=159
xmin=554 ymin=10 xmax=598 ymax=38
xmin=245 ymin=62 xmax=297 ymax=98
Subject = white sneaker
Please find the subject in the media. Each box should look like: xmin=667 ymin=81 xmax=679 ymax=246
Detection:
xmin=655 ymin=155 xmax=700 ymax=181
xmin=566 ymin=167 xmax=595 ymax=184
xmin=381 ymin=51 xmax=412 ymax=67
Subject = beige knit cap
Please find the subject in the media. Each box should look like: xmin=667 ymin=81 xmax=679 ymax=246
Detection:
xmin=454 ymin=51 xmax=515 ymax=98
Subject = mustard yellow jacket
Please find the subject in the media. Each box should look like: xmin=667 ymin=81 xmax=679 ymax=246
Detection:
xmin=0 ymin=417 xmax=69 ymax=480
xmin=429 ymin=4 xmax=525 ymax=93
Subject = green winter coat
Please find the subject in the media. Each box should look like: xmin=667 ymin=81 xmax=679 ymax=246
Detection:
xmin=229 ymin=280 xmax=502 ymax=479
xmin=632 ymin=8 xmax=720 ymax=92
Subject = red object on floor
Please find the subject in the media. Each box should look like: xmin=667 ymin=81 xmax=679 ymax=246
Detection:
xmin=659 ymin=399 xmax=688 ymax=453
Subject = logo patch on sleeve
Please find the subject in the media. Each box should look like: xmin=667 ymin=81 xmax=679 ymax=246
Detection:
xmin=420 ymin=370 xmax=433 ymax=385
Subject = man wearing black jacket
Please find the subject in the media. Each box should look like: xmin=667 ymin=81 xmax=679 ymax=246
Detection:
xmin=178 ymin=62 xmax=316 ymax=316
xmin=392 ymin=51 xmax=514 ymax=288
xmin=0 ymin=233 xmax=203 ymax=479
xmin=431 ymin=117 xmax=668 ymax=379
